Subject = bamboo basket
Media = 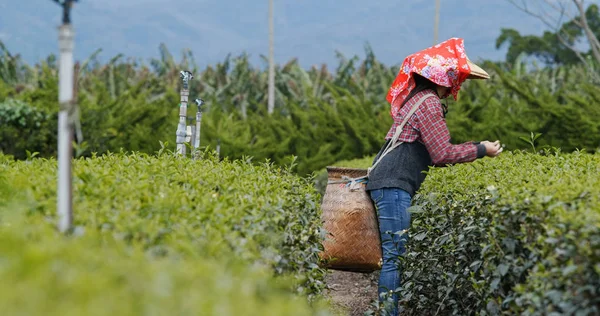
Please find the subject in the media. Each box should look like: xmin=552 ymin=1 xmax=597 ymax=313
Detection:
xmin=319 ymin=166 xmax=382 ymax=272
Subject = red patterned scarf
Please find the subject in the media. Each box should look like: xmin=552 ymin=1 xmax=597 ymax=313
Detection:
xmin=386 ymin=37 xmax=474 ymax=117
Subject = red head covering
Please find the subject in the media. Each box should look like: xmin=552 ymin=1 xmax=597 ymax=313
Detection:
xmin=386 ymin=37 xmax=472 ymax=117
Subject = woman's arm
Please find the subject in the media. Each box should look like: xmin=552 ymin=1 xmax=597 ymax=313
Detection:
xmin=417 ymin=96 xmax=486 ymax=166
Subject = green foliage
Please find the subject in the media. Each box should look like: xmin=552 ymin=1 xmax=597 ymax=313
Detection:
xmin=518 ymin=132 xmax=544 ymax=152
xmin=401 ymin=151 xmax=600 ymax=315
xmin=2 ymin=40 xmax=600 ymax=176
xmin=496 ymin=29 xmax=579 ymax=66
xmin=314 ymin=155 xmax=376 ymax=194
xmin=447 ymin=62 xmax=600 ymax=153
xmin=0 ymin=41 xmax=398 ymax=175
xmin=0 ymin=224 xmax=330 ymax=316
xmin=200 ymin=94 xmax=390 ymax=175
xmin=323 ymin=155 xmax=375 ymax=169
xmin=0 ymin=151 xmax=331 ymax=313
xmin=496 ymin=4 xmax=600 ymax=66
xmin=0 ymin=99 xmax=56 ymax=159
xmin=322 ymin=152 xmax=600 ymax=314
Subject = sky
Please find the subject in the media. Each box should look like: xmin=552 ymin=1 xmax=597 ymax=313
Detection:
xmin=0 ymin=0 xmax=597 ymax=69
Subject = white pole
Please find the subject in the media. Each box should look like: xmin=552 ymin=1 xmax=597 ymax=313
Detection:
xmin=193 ymin=98 xmax=204 ymax=159
xmin=267 ymin=0 xmax=275 ymax=114
xmin=57 ymin=16 xmax=74 ymax=233
xmin=194 ymin=111 xmax=201 ymax=148
xmin=433 ymin=0 xmax=440 ymax=45
xmin=176 ymin=71 xmax=193 ymax=156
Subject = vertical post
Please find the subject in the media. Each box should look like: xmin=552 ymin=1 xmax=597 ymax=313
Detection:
xmin=433 ymin=0 xmax=440 ymax=45
xmin=193 ymin=98 xmax=204 ymax=159
xmin=176 ymin=70 xmax=193 ymax=156
xmin=185 ymin=126 xmax=192 ymax=144
xmin=57 ymin=0 xmax=76 ymax=233
xmin=190 ymin=126 xmax=196 ymax=152
xmin=267 ymin=0 xmax=275 ymax=114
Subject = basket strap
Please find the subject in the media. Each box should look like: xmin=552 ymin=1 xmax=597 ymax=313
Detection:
xmin=327 ymin=176 xmax=368 ymax=185
xmin=327 ymin=176 xmax=368 ymax=192
xmin=366 ymin=93 xmax=433 ymax=177
xmin=325 ymin=92 xmax=434 ymax=187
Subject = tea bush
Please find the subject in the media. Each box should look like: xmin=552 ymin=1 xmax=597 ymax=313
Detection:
xmin=324 ymin=151 xmax=600 ymax=314
xmin=0 ymin=99 xmax=56 ymax=159
xmin=0 ymin=223 xmax=330 ymax=316
xmin=0 ymin=150 xmax=330 ymax=314
xmin=404 ymin=151 xmax=600 ymax=315
xmin=314 ymin=155 xmax=376 ymax=194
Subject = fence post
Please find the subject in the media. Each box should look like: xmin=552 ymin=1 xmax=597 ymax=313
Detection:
xmin=193 ymin=98 xmax=204 ymax=159
xmin=176 ymin=70 xmax=193 ymax=156
xmin=54 ymin=0 xmax=78 ymax=233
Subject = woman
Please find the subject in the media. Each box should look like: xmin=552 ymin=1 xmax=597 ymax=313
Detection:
xmin=365 ymin=38 xmax=503 ymax=315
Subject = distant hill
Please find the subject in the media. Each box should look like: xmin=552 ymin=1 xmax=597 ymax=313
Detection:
xmin=1 ymin=0 xmax=547 ymax=68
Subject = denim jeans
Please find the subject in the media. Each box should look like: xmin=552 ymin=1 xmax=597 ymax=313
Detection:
xmin=369 ymin=188 xmax=412 ymax=316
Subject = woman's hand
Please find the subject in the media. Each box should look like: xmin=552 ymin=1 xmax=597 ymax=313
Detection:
xmin=481 ymin=140 xmax=503 ymax=157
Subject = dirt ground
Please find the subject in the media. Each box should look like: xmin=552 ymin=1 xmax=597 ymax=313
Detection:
xmin=325 ymin=270 xmax=379 ymax=316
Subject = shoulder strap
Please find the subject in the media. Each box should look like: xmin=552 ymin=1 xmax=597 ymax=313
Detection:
xmin=367 ymin=93 xmax=433 ymax=177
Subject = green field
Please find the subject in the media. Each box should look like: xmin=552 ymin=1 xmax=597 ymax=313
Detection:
xmin=2 ymin=149 xmax=599 ymax=315
xmin=324 ymin=150 xmax=600 ymax=315
xmin=3 ymin=9 xmax=600 ymax=313
xmin=0 ymin=151 xmax=331 ymax=315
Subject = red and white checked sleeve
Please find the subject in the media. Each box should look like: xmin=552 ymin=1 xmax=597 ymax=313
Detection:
xmin=416 ymin=96 xmax=479 ymax=166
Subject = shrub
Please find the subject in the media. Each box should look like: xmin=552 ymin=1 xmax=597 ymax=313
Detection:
xmin=3 ymin=41 xmax=600 ymax=177
xmin=199 ymin=96 xmax=390 ymax=176
xmin=0 ymin=150 xmax=330 ymax=313
xmin=450 ymin=65 xmax=600 ymax=153
xmin=324 ymin=151 xmax=600 ymax=314
xmin=0 ymin=99 xmax=57 ymax=159
xmin=403 ymin=150 xmax=600 ymax=315
xmin=314 ymin=154 xmax=376 ymax=195
xmin=0 ymin=223 xmax=331 ymax=316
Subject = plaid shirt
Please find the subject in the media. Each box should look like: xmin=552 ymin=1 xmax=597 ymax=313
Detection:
xmin=385 ymin=90 xmax=478 ymax=166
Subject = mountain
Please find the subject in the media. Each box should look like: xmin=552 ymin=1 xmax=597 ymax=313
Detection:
xmin=0 ymin=0 xmax=554 ymax=68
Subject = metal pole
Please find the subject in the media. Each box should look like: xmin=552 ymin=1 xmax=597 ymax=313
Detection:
xmin=193 ymin=98 xmax=204 ymax=159
xmin=433 ymin=0 xmax=440 ymax=45
xmin=176 ymin=71 xmax=193 ymax=156
xmin=267 ymin=0 xmax=275 ymax=114
xmin=56 ymin=0 xmax=76 ymax=233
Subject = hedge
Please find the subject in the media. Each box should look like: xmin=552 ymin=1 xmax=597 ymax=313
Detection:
xmin=0 ymin=99 xmax=57 ymax=159
xmin=0 ymin=151 xmax=331 ymax=314
xmin=0 ymin=224 xmax=331 ymax=316
xmin=325 ymin=150 xmax=600 ymax=315
xmin=3 ymin=42 xmax=600 ymax=176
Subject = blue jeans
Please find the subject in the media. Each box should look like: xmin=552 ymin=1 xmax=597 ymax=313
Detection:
xmin=369 ymin=188 xmax=412 ymax=316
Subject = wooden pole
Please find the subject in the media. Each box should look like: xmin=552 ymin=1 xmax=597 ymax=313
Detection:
xmin=267 ymin=0 xmax=275 ymax=114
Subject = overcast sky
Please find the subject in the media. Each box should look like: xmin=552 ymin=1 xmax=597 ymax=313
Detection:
xmin=1 ymin=0 xmax=598 ymax=69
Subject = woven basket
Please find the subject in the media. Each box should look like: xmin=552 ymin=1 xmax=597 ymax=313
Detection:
xmin=319 ymin=166 xmax=382 ymax=272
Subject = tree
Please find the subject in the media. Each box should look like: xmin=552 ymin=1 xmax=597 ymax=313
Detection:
xmin=500 ymin=1 xmax=600 ymax=67
xmin=495 ymin=28 xmax=581 ymax=65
